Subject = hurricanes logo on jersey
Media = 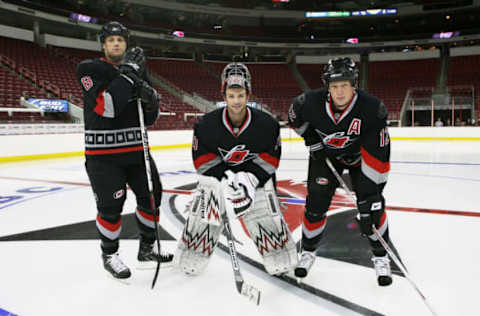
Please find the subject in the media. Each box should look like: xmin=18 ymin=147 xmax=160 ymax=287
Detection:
xmin=218 ymin=144 xmax=257 ymax=166
xmin=323 ymin=132 xmax=351 ymax=148
xmin=317 ymin=130 xmax=357 ymax=149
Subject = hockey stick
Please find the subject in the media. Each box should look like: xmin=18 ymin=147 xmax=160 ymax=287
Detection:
xmin=221 ymin=200 xmax=261 ymax=305
xmin=137 ymin=98 xmax=162 ymax=289
xmin=325 ymin=157 xmax=438 ymax=316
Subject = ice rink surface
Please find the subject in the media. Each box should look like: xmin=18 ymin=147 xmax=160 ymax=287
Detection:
xmin=1 ymin=139 xmax=479 ymax=316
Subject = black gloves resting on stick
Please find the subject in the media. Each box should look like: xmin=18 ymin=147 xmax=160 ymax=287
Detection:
xmin=119 ymin=47 xmax=160 ymax=111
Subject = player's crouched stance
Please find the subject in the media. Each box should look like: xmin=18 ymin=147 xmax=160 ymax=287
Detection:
xmin=174 ymin=63 xmax=297 ymax=276
xmin=289 ymin=57 xmax=392 ymax=286
xmin=175 ymin=172 xmax=297 ymax=276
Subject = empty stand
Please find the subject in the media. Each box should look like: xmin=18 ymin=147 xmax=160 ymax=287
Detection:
xmin=0 ymin=36 xmax=84 ymax=105
xmin=369 ymin=58 xmax=440 ymax=115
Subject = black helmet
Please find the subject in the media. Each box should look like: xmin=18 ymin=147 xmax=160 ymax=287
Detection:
xmin=323 ymin=57 xmax=358 ymax=88
xmin=221 ymin=62 xmax=252 ymax=95
xmin=99 ymin=21 xmax=129 ymax=44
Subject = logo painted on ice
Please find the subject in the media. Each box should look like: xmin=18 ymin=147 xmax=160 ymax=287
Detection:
xmin=0 ymin=186 xmax=64 ymax=210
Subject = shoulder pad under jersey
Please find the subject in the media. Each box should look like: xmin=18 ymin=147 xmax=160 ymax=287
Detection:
xmin=293 ymin=93 xmax=306 ymax=106
xmin=377 ymin=101 xmax=388 ymax=120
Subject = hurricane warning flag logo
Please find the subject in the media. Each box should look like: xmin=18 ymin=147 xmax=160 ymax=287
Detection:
xmin=218 ymin=144 xmax=257 ymax=166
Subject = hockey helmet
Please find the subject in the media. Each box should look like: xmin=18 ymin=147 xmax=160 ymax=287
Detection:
xmin=99 ymin=21 xmax=129 ymax=44
xmin=323 ymin=57 xmax=358 ymax=88
xmin=221 ymin=62 xmax=252 ymax=95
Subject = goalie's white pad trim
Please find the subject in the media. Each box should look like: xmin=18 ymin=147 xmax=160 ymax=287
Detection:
xmin=240 ymin=178 xmax=298 ymax=275
xmin=175 ymin=175 xmax=225 ymax=275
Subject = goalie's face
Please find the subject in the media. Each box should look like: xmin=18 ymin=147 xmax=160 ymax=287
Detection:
xmin=102 ymin=35 xmax=127 ymax=64
xmin=328 ymin=80 xmax=355 ymax=110
xmin=224 ymin=87 xmax=249 ymax=122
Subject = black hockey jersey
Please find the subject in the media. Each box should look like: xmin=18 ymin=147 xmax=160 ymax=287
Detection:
xmin=76 ymin=57 xmax=158 ymax=162
xmin=192 ymin=106 xmax=281 ymax=187
xmin=288 ymin=88 xmax=390 ymax=186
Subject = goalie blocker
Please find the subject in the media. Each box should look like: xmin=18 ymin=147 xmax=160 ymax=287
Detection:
xmin=175 ymin=174 xmax=298 ymax=276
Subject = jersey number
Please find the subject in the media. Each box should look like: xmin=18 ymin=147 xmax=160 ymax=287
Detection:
xmin=81 ymin=76 xmax=93 ymax=91
xmin=380 ymin=127 xmax=390 ymax=147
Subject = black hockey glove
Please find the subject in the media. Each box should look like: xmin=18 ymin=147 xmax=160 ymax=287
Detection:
xmin=118 ymin=46 xmax=146 ymax=85
xmin=139 ymin=82 xmax=160 ymax=112
xmin=357 ymin=194 xmax=385 ymax=237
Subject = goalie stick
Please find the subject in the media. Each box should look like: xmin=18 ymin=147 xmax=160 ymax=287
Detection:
xmin=221 ymin=199 xmax=261 ymax=305
xmin=137 ymin=97 xmax=162 ymax=289
xmin=325 ymin=157 xmax=438 ymax=316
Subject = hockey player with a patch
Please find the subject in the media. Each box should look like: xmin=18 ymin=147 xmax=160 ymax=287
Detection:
xmin=76 ymin=21 xmax=172 ymax=281
xmin=288 ymin=57 xmax=393 ymax=286
xmin=176 ymin=63 xmax=297 ymax=276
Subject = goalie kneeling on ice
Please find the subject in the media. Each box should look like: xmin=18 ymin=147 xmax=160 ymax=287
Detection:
xmin=175 ymin=175 xmax=298 ymax=276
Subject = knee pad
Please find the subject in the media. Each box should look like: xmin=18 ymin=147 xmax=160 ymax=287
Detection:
xmin=241 ymin=178 xmax=298 ymax=275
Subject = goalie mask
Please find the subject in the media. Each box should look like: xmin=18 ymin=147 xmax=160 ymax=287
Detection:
xmin=99 ymin=21 xmax=129 ymax=44
xmin=323 ymin=57 xmax=358 ymax=88
xmin=221 ymin=63 xmax=252 ymax=95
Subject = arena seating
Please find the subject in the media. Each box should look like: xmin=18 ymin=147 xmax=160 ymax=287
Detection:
xmin=297 ymin=59 xmax=440 ymax=120
xmin=368 ymin=58 xmax=440 ymax=115
xmin=296 ymin=64 xmax=325 ymax=90
xmin=0 ymin=36 xmax=84 ymax=106
xmin=448 ymin=55 xmax=480 ymax=113
xmin=1 ymin=35 xmax=479 ymax=128
xmin=148 ymin=59 xmax=222 ymax=101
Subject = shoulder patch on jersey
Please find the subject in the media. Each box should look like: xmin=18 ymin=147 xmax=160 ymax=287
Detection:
xmin=377 ymin=102 xmax=388 ymax=120
xmin=80 ymin=76 xmax=94 ymax=91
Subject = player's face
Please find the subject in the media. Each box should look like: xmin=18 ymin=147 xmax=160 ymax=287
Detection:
xmin=328 ymin=80 xmax=355 ymax=110
xmin=102 ymin=35 xmax=127 ymax=64
xmin=224 ymin=87 xmax=248 ymax=117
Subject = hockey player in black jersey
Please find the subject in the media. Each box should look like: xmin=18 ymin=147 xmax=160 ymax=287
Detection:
xmin=175 ymin=63 xmax=297 ymax=276
xmin=288 ymin=57 xmax=392 ymax=286
xmin=76 ymin=21 xmax=173 ymax=281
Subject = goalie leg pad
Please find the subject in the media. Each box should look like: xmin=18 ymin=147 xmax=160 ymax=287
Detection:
xmin=241 ymin=179 xmax=298 ymax=275
xmin=175 ymin=176 xmax=225 ymax=275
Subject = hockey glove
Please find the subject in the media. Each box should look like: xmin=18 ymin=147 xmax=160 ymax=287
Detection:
xmin=224 ymin=170 xmax=259 ymax=218
xmin=357 ymin=194 xmax=385 ymax=237
xmin=139 ymin=82 xmax=160 ymax=112
xmin=118 ymin=46 xmax=145 ymax=86
xmin=120 ymin=46 xmax=145 ymax=75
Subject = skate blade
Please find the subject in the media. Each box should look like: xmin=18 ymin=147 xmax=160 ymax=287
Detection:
xmin=105 ymin=271 xmax=131 ymax=285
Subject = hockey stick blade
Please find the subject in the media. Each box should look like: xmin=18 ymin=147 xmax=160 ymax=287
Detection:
xmin=325 ymin=157 xmax=438 ymax=316
xmin=240 ymin=282 xmax=261 ymax=305
xmin=372 ymin=226 xmax=438 ymax=316
xmin=222 ymin=195 xmax=261 ymax=305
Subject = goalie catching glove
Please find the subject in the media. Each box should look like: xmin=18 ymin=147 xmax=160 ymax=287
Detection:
xmin=223 ymin=170 xmax=259 ymax=218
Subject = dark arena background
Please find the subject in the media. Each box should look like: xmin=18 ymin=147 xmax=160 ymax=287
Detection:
xmin=1 ymin=1 xmax=480 ymax=315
